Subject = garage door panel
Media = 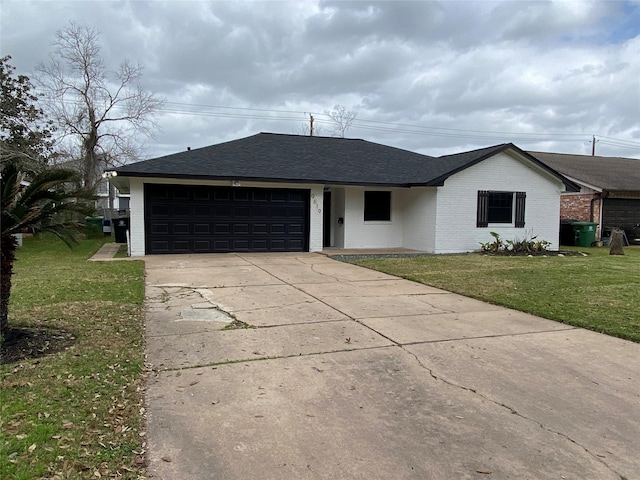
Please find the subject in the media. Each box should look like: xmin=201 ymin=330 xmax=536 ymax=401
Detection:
xmin=233 ymin=190 xmax=250 ymax=201
xmin=271 ymin=192 xmax=286 ymax=202
xmin=288 ymin=223 xmax=304 ymax=234
xmin=214 ymin=205 xmax=231 ymax=217
xmin=194 ymin=224 xmax=210 ymax=234
xmin=270 ymin=206 xmax=287 ymax=216
xmin=148 ymin=186 xmax=170 ymax=200
xmin=194 ymin=206 xmax=211 ymax=216
xmin=253 ymin=224 xmax=268 ymax=234
xmin=150 ymin=240 xmax=170 ymax=252
xmin=253 ymin=206 xmax=269 ymax=216
xmin=145 ymin=185 xmax=309 ymax=254
xmin=151 ymin=223 xmax=169 ymax=234
xmin=173 ymin=223 xmax=190 ymax=234
xmin=193 ymin=240 xmax=212 ymax=252
xmin=172 ymin=240 xmax=190 ymax=252
xmin=288 ymin=206 xmax=306 ymax=217
xmin=234 ymin=224 xmax=250 ymax=234
xmin=234 ymin=206 xmax=252 ymax=217
xmin=603 ymin=198 xmax=640 ymax=229
xmin=233 ymin=239 xmax=250 ymax=250
xmin=173 ymin=205 xmax=191 ymax=216
xmin=288 ymin=191 xmax=306 ymax=202
xmin=214 ymin=239 xmax=231 ymax=250
xmin=252 ymin=239 xmax=268 ymax=250
xmin=253 ymin=190 xmax=269 ymax=202
xmin=173 ymin=186 xmax=189 ymax=199
xmin=193 ymin=188 xmax=210 ymax=201
xmin=152 ymin=205 xmax=169 ymax=216
xmin=288 ymin=238 xmax=304 ymax=250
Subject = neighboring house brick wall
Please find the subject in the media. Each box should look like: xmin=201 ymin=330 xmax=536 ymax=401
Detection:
xmin=342 ymin=187 xmax=403 ymax=248
xmin=434 ymin=152 xmax=563 ymax=253
xmin=559 ymin=190 xmax=602 ymax=238
xmin=560 ymin=193 xmax=600 ymax=222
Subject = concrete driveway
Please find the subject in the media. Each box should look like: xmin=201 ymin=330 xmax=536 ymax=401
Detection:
xmin=144 ymin=253 xmax=640 ymax=480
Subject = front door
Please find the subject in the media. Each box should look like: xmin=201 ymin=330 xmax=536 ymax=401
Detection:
xmin=323 ymin=191 xmax=332 ymax=247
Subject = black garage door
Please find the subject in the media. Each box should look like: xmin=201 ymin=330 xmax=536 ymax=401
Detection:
xmin=145 ymin=184 xmax=310 ymax=254
xmin=602 ymin=198 xmax=640 ymax=230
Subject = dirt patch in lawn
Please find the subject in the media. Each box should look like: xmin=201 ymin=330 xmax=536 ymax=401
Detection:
xmin=1 ymin=327 xmax=76 ymax=364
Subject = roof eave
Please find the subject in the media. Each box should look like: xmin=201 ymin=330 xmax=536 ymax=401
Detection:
xmin=506 ymin=145 xmax=581 ymax=192
xmin=113 ymin=171 xmax=415 ymax=188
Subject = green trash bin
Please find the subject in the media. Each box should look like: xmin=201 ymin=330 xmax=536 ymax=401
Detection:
xmin=572 ymin=221 xmax=598 ymax=247
xmin=85 ymin=216 xmax=104 ymax=238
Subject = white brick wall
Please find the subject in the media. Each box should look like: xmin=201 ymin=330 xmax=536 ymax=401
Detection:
xmin=342 ymin=187 xmax=403 ymax=248
xmin=434 ymin=151 xmax=563 ymax=253
xmin=308 ymin=186 xmax=324 ymax=252
xmin=129 ymin=178 xmax=146 ymax=257
xmin=400 ymin=187 xmax=438 ymax=252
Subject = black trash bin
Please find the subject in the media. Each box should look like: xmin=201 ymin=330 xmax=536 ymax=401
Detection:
xmin=560 ymin=219 xmax=578 ymax=246
xmin=113 ymin=217 xmax=129 ymax=244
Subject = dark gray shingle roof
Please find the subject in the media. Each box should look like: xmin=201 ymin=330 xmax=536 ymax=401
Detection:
xmin=115 ymin=133 xmax=570 ymax=188
xmin=529 ymin=151 xmax=640 ymax=191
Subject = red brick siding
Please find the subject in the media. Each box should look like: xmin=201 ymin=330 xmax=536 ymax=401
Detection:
xmin=560 ymin=194 xmax=596 ymax=221
xmin=560 ymin=193 xmax=602 ymax=238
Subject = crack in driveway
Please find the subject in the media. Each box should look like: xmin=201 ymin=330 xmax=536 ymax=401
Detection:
xmin=401 ymin=345 xmax=627 ymax=480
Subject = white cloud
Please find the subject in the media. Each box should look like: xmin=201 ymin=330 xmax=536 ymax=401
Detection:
xmin=1 ymin=0 xmax=638 ymax=159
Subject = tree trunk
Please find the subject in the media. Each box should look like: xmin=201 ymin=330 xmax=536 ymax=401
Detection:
xmin=609 ymin=229 xmax=625 ymax=256
xmin=1 ymin=235 xmax=18 ymax=339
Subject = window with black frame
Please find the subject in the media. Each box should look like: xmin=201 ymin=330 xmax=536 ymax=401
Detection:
xmin=364 ymin=191 xmax=391 ymax=221
xmin=477 ymin=191 xmax=526 ymax=227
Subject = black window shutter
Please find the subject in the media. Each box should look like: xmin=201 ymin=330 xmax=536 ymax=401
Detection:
xmin=477 ymin=190 xmax=489 ymax=227
xmin=515 ymin=192 xmax=526 ymax=228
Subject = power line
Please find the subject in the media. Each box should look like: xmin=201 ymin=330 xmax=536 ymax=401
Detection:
xmin=43 ymin=95 xmax=640 ymax=150
xmin=598 ymin=140 xmax=640 ymax=151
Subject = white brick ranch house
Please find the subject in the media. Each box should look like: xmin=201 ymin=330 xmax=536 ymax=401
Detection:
xmin=109 ymin=133 xmax=577 ymax=256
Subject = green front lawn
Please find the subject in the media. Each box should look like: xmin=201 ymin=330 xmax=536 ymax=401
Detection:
xmin=351 ymin=246 xmax=640 ymax=342
xmin=1 ymin=236 xmax=146 ymax=479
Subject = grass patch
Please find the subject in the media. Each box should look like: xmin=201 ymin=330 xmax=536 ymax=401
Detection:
xmin=222 ymin=319 xmax=254 ymax=330
xmin=350 ymin=246 xmax=640 ymax=342
xmin=114 ymin=244 xmax=129 ymax=258
xmin=1 ymin=235 xmax=146 ymax=479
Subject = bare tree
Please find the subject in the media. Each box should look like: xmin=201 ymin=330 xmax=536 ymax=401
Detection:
xmin=35 ymin=22 xmax=164 ymax=189
xmin=324 ymin=104 xmax=358 ymax=138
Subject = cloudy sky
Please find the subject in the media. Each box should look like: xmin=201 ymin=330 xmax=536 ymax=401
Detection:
xmin=1 ymin=0 xmax=639 ymax=160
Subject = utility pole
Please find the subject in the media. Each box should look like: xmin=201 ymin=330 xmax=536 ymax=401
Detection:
xmin=591 ymin=135 xmax=597 ymax=156
xmin=309 ymin=114 xmax=314 ymax=137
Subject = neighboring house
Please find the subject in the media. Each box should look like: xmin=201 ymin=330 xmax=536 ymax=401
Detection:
xmin=53 ymin=154 xmax=131 ymax=216
xmin=529 ymin=152 xmax=640 ymax=244
xmin=95 ymin=178 xmax=130 ymax=214
xmin=110 ymin=133 xmax=577 ymax=257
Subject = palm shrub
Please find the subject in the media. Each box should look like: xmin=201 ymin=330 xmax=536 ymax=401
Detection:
xmin=1 ymin=162 xmax=94 ymax=339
